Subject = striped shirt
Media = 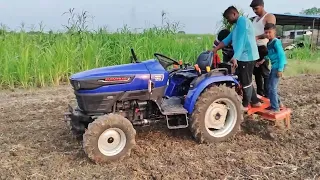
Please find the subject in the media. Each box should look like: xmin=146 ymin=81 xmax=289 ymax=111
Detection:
xmin=222 ymin=16 xmax=259 ymax=62
xmin=213 ymin=38 xmax=234 ymax=58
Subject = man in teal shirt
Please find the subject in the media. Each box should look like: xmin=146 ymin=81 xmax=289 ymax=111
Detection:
xmin=213 ymin=6 xmax=261 ymax=111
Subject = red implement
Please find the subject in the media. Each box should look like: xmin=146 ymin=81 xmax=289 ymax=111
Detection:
xmin=247 ymin=95 xmax=292 ymax=129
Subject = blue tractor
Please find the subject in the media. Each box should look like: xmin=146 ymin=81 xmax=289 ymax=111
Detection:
xmin=65 ymin=49 xmax=243 ymax=163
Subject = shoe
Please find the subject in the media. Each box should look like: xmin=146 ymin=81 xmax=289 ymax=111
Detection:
xmin=251 ymin=102 xmax=262 ymax=107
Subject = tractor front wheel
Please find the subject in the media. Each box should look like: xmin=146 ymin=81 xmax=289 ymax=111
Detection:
xmin=190 ymin=84 xmax=243 ymax=143
xmin=83 ymin=114 xmax=136 ymax=164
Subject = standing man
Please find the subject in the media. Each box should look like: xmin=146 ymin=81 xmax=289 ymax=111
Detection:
xmin=213 ymin=6 xmax=261 ymax=111
xmin=250 ymin=0 xmax=276 ymax=98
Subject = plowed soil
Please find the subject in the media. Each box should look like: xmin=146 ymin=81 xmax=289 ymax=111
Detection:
xmin=1 ymin=74 xmax=320 ymax=180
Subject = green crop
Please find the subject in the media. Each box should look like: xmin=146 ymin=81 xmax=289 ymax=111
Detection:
xmin=0 ymin=9 xmax=319 ymax=89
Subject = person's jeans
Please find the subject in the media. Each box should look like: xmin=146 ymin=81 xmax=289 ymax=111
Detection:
xmin=268 ymin=68 xmax=280 ymax=111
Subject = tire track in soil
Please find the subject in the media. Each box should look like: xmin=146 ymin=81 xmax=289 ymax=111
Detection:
xmin=0 ymin=75 xmax=319 ymax=180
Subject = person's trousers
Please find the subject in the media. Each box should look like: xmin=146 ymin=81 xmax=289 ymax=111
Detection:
xmin=254 ymin=45 xmax=270 ymax=97
xmin=238 ymin=61 xmax=260 ymax=107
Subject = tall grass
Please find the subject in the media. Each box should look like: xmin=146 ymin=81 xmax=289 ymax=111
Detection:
xmin=0 ymin=30 xmax=215 ymax=89
xmin=0 ymin=10 xmax=214 ymax=89
xmin=0 ymin=9 xmax=319 ymax=89
xmin=284 ymin=46 xmax=320 ymax=76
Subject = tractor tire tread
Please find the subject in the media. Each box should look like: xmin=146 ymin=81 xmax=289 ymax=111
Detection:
xmin=83 ymin=113 xmax=136 ymax=164
xmin=190 ymin=84 xmax=243 ymax=144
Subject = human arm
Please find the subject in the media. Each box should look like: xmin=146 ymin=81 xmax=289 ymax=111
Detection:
xmin=255 ymin=59 xmax=265 ymax=67
xmin=221 ymin=31 xmax=232 ymax=47
xmin=212 ymin=31 xmax=233 ymax=53
xmin=261 ymin=55 xmax=270 ymax=62
xmin=256 ymin=34 xmax=266 ymax=40
xmin=231 ymin=17 xmax=246 ymax=61
xmin=212 ymin=39 xmax=220 ymax=51
xmin=265 ymin=13 xmax=276 ymax=25
xmin=256 ymin=14 xmax=276 ymax=40
xmin=255 ymin=55 xmax=270 ymax=67
xmin=218 ymin=30 xmax=239 ymax=68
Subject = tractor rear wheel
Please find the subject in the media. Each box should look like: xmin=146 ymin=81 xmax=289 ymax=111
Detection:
xmin=190 ymin=84 xmax=243 ymax=143
xmin=83 ymin=114 xmax=136 ymax=164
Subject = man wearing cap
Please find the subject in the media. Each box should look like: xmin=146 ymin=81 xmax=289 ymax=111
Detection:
xmin=250 ymin=0 xmax=276 ymax=98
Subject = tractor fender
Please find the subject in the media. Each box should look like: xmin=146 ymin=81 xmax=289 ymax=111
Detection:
xmin=183 ymin=75 xmax=239 ymax=114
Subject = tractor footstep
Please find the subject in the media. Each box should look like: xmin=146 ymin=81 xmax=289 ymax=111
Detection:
xmin=165 ymin=114 xmax=189 ymax=129
xmin=160 ymin=97 xmax=188 ymax=115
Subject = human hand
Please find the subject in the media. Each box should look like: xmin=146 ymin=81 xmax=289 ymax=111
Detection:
xmin=255 ymin=59 xmax=265 ymax=67
xmin=277 ymin=71 xmax=283 ymax=77
xmin=212 ymin=48 xmax=218 ymax=54
xmin=229 ymin=58 xmax=238 ymax=69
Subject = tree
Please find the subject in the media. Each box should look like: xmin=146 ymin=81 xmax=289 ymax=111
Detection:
xmin=300 ymin=7 xmax=320 ymax=15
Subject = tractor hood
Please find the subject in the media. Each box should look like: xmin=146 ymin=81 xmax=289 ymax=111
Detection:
xmin=70 ymin=61 xmax=151 ymax=80
xmin=69 ymin=59 xmax=168 ymax=92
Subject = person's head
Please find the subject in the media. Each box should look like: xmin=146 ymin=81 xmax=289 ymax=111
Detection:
xmin=250 ymin=0 xmax=265 ymax=16
xmin=217 ymin=29 xmax=230 ymax=41
xmin=264 ymin=23 xmax=276 ymax=40
xmin=223 ymin=6 xmax=239 ymax=24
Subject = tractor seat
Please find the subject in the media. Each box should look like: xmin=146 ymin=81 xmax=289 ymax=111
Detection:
xmin=196 ymin=51 xmax=217 ymax=73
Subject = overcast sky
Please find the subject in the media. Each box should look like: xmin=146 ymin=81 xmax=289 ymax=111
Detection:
xmin=0 ymin=0 xmax=319 ymax=34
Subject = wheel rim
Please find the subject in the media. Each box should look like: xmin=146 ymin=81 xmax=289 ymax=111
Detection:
xmin=204 ymin=98 xmax=237 ymax=138
xmin=98 ymin=128 xmax=126 ymax=156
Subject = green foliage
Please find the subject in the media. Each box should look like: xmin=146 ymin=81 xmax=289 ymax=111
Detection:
xmin=0 ymin=10 xmax=214 ymax=89
xmin=0 ymin=8 xmax=319 ymax=89
xmin=300 ymin=7 xmax=320 ymax=15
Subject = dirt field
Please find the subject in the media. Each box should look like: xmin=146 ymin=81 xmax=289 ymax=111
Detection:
xmin=0 ymin=74 xmax=320 ymax=180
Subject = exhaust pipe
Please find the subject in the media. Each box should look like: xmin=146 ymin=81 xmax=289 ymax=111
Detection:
xmin=132 ymin=119 xmax=160 ymax=126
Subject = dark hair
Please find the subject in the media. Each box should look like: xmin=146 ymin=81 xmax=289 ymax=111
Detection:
xmin=250 ymin=0 xmax=264 ymax=7
xmin=264 ymin=23 xmax=276 ymax=30
xmin=217 ymin=29 xmax=230 ymax=41
xmin=223 ymin=6 xmax=239 ymax=17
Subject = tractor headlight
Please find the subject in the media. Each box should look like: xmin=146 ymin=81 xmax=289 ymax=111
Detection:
xmin=75 ymin=81 xmax=81 ymax=90
xmin=72 ymin=80 xmax=81 ymax=90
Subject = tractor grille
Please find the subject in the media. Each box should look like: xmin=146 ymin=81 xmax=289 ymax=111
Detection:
xmin=75 ymin=93 xmax=118 ymax=113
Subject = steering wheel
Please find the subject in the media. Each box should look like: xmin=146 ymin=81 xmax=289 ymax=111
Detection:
xmin=154 ymin=53 xmax=180 ymax=69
